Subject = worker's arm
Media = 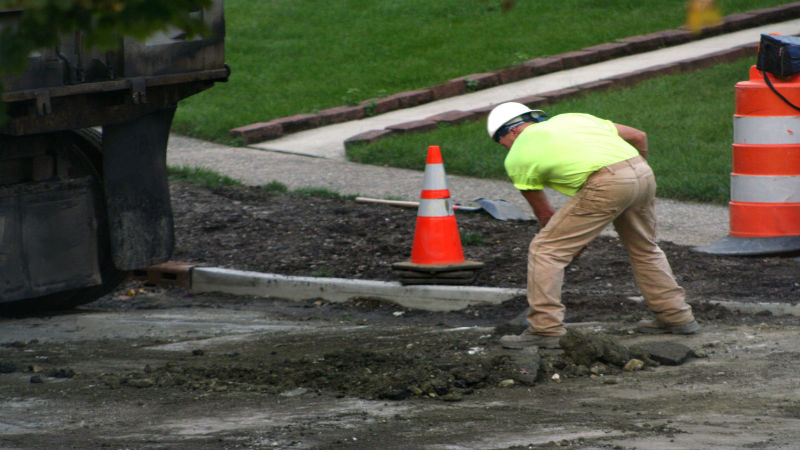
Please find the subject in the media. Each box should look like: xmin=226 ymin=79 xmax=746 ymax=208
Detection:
xmin=615 ymin=123 xmax=648 ymax=160
xmin=520 ymin=189 xmax=555 ymax=227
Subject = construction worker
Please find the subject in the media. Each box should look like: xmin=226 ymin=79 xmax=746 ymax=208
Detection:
xmin=486 ymin=102 xmax=699 ymax=349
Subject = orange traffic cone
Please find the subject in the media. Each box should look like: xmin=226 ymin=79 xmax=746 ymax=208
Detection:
xmin=393 ymin=145 xmax=483 ymax=284
xmin=410 ymin=145 xmax=464 ymax=265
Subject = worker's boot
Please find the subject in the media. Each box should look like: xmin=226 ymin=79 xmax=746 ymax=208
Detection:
xmin=636 ymin=319 xmax=700 ymax=335
xmin=500 ymin=328 xmax=562 ymax=349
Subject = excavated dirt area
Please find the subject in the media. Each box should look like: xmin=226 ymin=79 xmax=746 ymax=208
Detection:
xmin=169 ymin=180 xmax=799 ymax=312
xmin=2 ymin=179 xmax=800 ymax=449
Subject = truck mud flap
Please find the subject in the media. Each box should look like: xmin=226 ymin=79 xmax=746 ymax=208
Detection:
xmin=0 ymin=178 xmax=101 ymax=302
xmin=103 ymin=107 xmax=176 ymax=270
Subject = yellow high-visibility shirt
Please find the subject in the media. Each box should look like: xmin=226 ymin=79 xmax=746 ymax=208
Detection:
xmin=504 ymin=113 xmax=639 ymax=196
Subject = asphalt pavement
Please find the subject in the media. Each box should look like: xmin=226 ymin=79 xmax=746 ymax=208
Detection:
xmin=166 ymin=18 xmax=800 ymax=249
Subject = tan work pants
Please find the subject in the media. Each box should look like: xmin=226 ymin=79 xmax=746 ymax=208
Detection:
xmin=526 ymin=156 xmax=694 ymax=336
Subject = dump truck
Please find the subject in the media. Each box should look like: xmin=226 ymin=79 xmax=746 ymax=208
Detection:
xmin=0 ymin=1 xmax=229 ymax=312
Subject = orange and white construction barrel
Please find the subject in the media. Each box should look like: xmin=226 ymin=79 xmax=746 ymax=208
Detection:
xmin=697 ymin=65 xmax=800 ymax=255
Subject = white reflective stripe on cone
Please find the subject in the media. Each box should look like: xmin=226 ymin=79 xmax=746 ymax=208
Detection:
xmin=417 ymin=198 xmax=454 ymax=217
xmin=733 ymin=116 xmax=800 ymax=145
xmin=731 ymin=174 xmax=800 ymax=203
xmin=422 ymin=163 xmax=448 ymax=190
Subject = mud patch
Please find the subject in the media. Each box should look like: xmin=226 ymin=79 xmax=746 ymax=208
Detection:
xmin=98 ymin=326 xmax=532 ymax=401
xmin=91 ymin=320 xmax=687 ymax=402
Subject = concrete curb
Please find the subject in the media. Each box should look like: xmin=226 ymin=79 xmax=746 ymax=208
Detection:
xmin=134 ymin=262 xmax=524 ymax=311
xmin=230 ymin=3 xmax=800 ymax=145
xmin=136 ymin=262 xmax=800 ymax=317
xmin=190 ymin=267 xmax=525 ymax=312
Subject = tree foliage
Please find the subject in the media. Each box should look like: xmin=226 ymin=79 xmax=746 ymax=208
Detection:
xmin=0 ymin=0 xmax=212 ymax=77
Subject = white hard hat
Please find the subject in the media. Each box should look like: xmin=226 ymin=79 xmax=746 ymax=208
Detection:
xmin=486 ymin=102 xmax=545 ymax=140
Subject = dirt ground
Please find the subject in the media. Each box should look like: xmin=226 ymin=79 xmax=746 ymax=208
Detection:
xmin=2 ymin=180 xmax=800 ymax=449
xmin=168 ymin=180 xmax=800 ymax=313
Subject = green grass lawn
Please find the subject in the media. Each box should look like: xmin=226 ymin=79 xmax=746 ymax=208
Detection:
xmin=347 ymin=57 xmax=757 ymax=205
xmin=171 ymin=0 xmax=787 ymax=144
